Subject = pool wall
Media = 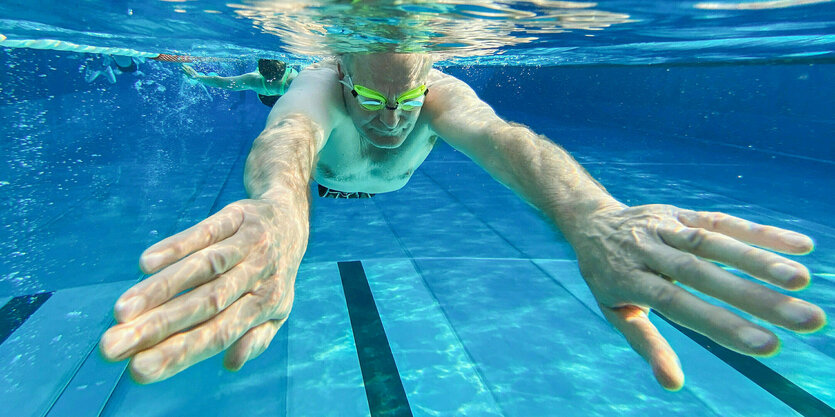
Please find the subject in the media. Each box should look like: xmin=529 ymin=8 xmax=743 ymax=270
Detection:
xmin=447 ymin=63 xmax=835 ymax=161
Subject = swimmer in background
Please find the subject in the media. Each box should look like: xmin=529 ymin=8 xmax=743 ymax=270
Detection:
xmin=85 ymin=54 xmax=145 ymax=84
xmin=182 ymin=59 xmax=299 ymax=107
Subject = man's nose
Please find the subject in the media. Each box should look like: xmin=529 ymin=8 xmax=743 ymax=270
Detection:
xmin=379 ymin=107 xmax=400 ymax=129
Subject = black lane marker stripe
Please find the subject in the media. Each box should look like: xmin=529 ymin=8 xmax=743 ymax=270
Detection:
xmin=0 ymin=292 xmax=53 ymax=345
xmin=338 ymin=261 xmax=413 ymax=417
xmin=656 ymin=313 xmax=835 ymax=417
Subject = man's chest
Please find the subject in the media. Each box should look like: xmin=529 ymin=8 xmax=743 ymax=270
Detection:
xmin=313 ymin=123 xmax=438 ymax=193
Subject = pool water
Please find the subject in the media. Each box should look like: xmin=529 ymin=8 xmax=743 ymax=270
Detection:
xmin=1 ymin=2 xmax=835 ymax=416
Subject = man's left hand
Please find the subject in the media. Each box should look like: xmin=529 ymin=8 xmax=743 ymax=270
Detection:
xmin=569 ymin=203 xmax=826 ymax=390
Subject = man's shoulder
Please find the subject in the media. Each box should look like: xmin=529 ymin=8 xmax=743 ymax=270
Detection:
xmin=295 ymin=60 xmax=339 ymax=84
xmin=428 ymin=68 xmax=461 ymax=86
xmin=423 ymin=69 xmax=479 ymax=118
xmin=265 ymin=59 xmax=345 ymax=135
xmin=281 ymin=59 xmax=340 ymax=101
xmin=426 ymin=69 xmax=477 ymax=104
xmin=303 ymin=58 xmax=338 ymax=73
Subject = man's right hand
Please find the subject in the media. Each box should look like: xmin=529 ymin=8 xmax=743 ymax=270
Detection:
xmin=99 ymin=198 xmax=308 ymax=384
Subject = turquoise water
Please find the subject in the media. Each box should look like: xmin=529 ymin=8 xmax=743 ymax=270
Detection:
xmin=1 ymin=1 xmax=834 ymax=416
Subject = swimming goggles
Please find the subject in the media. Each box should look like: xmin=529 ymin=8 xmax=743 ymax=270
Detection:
xmin=339 ymin=74 xmax=428 ymax=111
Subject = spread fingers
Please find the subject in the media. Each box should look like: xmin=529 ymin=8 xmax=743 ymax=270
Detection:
xmin=115 ymin=234 xmax=248 ymax=322
xmin=632 ymin=271 xmax=780 ymax=356
xmin=101 ymin=260 xmax=262 ymax=362
xmin=645 ymin=244 xmax=825 ymax=333
xmin=140 ymin=204 xmax=244 ymax=274
xmin=676 ymin=210 xmax=813 ymax=255
xmin=127 ymin=292 xmax=270 ymax=384
xmin=657 ymin=222 xmax=810 ymax=290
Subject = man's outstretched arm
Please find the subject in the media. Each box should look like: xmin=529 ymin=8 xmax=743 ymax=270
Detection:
xmin=426 ymin=75 xmax=826 ymax=391
xmin=99 ymin=67 xmax=337 ymax=383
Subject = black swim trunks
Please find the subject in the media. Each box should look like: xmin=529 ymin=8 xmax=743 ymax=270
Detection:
xmin=257 ymin=94 xmax=279 ymax=107
xmin=318 ymin=184 xmax=375 ymax=199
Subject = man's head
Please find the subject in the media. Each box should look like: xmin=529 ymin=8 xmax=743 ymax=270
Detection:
xmin=337 ymin=53 xmax=434 ymax=149
xmin=258 ymin=59 xmax=287 ymax=83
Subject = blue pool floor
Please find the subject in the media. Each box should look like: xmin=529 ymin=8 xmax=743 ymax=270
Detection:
xmin=1 ymin=118 xmax=833 ymax=416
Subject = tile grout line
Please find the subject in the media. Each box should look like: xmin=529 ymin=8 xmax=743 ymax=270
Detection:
xmin=404 ymin=258 xmax=511 ymax=417
xmin=369 ymin=195 xmax=508 ymax=415
xmin=419 ymin=168 xmax=529 ymax=258
xmin=40 ymin=318 xmax=129 ymax=417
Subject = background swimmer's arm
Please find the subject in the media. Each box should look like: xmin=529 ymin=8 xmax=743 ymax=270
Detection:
xmin=427 ymin=74 xmax=824 ymax=391
xmin=182 ymin=64 xmax=270 ymax=95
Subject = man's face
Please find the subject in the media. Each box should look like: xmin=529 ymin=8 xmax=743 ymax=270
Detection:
xmin=339 ymin=54 xmax=431 ymax=149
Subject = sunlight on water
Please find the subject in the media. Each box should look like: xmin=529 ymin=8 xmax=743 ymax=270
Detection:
xmin=695 ymin=0 xmax=831 ymax=10
xmin=0 ymin=0 xmax=831 ymax=65
xmin=229 ymin=0 xmax=633 ymax=57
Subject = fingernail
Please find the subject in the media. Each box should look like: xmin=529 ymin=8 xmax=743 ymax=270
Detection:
xmin=116 ymin=297 xmax=145 ymax=321
xmin=778 ymin=302 xmax=824 ymax=329
xmin=785 ymin=234 xmax=813 ymax=250
xmin=140 ymin=253 xmax=164 ymax=272
xmin=740 ymin=327 xmax=775 ymax=351
xmin=103 ymin=328 xmax=135 ymax=359
xmin=768 ymin=263 xmax=798 ymax=284
xmin=133 ymin=350 xmax=163 ymax=378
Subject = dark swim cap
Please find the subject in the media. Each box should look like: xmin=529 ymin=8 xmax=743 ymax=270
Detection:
xmin=257 ymin=59 xmax=287 ymax=83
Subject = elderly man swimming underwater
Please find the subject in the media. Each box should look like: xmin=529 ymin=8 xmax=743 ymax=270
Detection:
xmin=99 ymin=53 xmax=826 ymax=390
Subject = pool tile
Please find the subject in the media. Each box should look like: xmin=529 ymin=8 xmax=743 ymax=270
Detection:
xmin=100 ymin=316 xmax=290 ymax=417
xmin=0 ymin=280 xmax=133 ymax=417
xmin=422 ymin=161 xmax=575 ymax=259
xmin=415 ymin=258 xmax=712 ymax=416
xmin=363 ymin=259 xmax=504 ymax=416
xmin=374 ymin=172 xmax=522 ymax=259
xmin=287 ymin=262 xmax=370 ymax=417
xmin=533 ymin=260 xmax=806 ymax=417
xmin=304 ymin=193 xmax=408 ymax=263
xmin=46 ymin=339 xmax=127 ymax=417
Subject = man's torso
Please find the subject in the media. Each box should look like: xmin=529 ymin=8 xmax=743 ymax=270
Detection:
xmin=314 ymin=121 xmax=438 ymax=194
xmin=298 ymin=62 xmax=446 ymax=194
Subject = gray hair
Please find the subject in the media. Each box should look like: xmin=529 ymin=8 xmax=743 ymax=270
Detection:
xmin=339 ymin=53 xmax=435 ymax=81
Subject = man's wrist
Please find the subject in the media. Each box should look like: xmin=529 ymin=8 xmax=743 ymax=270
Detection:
xmin=255 ymin=182 xmax=310 ymax=207
xmin=546 ymin=191 xmax=622 ymax=243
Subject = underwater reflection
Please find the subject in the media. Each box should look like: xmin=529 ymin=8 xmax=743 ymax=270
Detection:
xmin=231 ymin=0 xmax=633 ymax=56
